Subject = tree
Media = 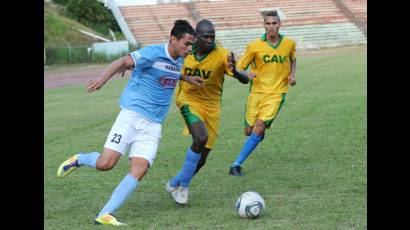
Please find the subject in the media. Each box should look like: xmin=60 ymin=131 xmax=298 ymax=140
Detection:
xmin=60 ymin=0 xmax=121 ymax=35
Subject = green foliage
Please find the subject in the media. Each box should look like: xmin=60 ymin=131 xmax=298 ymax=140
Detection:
xmin=63 ymin=0 xmax=120 ymax=35
xmin=45 ymin=47 xmax=367 ymax=229
xmin=53 ymin=0 xmax=70 ymax=5
xmin=44 ymin=4 xmax=106 ymax=47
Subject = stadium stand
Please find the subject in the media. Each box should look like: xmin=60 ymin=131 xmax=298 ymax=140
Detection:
xmin=339 ymin=0 xmax=367 ymax=35
xmin=340 ymin=0 xmax=367 ymax=22
xmin=110 ymin=0 xmax=367 ymax=52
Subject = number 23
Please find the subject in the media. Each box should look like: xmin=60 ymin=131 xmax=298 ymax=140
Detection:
xmin=111 ymin=133 xmax=122 ymax=144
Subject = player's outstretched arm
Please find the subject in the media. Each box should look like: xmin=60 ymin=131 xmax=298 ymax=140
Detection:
xmin=227 ymin=52 xmax=253 ymax=84
xmin=86 ymin=55 xmax=135 ymax=93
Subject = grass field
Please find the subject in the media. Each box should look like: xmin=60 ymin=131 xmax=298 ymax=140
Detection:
xmin=44 ymin=46 xmax=367 ymax=229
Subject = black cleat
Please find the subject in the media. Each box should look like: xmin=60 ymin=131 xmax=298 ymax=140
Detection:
xmin=229 ymin=166 xmax=244 ymax=176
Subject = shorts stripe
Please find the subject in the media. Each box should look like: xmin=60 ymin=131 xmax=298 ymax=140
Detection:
xmin=264 ymin=93 xmax=286 ymax=128
xmin=180 ymin=105 xmax=202 ymax=126
xmin=244 ymin=93 xmax=250 ymax=128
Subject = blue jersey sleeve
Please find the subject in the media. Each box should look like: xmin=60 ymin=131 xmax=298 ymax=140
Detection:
xmin=129 ymin=46 xmax=157 ymax=70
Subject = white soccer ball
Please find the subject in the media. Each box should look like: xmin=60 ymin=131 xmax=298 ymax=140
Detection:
xmin=235 ymin=191 xmax=265 ymax=219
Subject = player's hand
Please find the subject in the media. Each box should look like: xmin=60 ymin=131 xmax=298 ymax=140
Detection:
xmin=227 ymin=52 xmax=237 ymax=71
xmin=187 ymin=76 xmax=204 ymax=88
xmin=86 ymin=78 xmax=106 ymax=93
xmin=248 ymin=72 xmax=256 ymax=80
xmin=288 ymin=75 xmax=296 ymax=86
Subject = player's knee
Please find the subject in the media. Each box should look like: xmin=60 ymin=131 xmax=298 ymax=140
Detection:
xmin=253 ymin=120 xmax=266 ymax=136
xmin=193 ymin=134 xmax=208 ymax=148
xmin=96 ymin=159 xmax=116 ymax=171
xmin=244 ymin=127 xmax=252 ymax=136
xmin=254 ymin=120 xmax=265 ymax=128
xmin=130 ymin=166 xmax=148 ymax=181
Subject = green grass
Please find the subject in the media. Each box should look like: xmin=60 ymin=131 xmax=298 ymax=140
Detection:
xmin=44 ymin=4 xmax=107 ymax=47
xmin=45 ymin=47 xmax=367 ymax=229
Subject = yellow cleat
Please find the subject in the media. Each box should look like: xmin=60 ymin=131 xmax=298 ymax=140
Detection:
xmin=56 ymin=154 xmax=80 ymax=178
xmin=94 ymin=213 xmax=127 ymax=226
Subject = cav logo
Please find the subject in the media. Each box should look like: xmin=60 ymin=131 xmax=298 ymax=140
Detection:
xmin=159 ymin=76 xmax=177 ymax=88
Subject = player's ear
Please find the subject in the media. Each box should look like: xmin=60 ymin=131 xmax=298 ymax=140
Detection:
xmin=170 ymin=35 xmax=177 ymax=45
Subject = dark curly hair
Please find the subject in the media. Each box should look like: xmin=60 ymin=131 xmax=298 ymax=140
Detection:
xmin=170 ymin=19 xmax=196 ymax=39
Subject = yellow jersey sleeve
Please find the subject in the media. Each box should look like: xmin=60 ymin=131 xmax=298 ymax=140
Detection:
xmin=237 ymin=42 xmax=256 ymax=71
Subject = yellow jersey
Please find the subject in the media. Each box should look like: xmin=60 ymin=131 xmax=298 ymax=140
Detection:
xmin=238 ymin=33 xmax=296 ymax=93
xmin=176 ymin=44 xmax=233 ymax=107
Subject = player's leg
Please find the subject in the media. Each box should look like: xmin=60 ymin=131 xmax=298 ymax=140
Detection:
xmin=245 ymin=124 xmax=266 ymax=141
xmin=57 ymin=148 xmax=122 ymax=178
xmin=189 ymin=120 xmax=209 ymax=153
xmin=230 ymin=119 xmax=265 ymax=176
xmin=244 ymin=126 xmax=253 ymax=136
xmin=168 ymin=121 xmax=206 ymax=196
xmin=95 ymin=157 xmax=149 ymax=226
xmin=169 ymin=120 xmax=207 ymax=185
xmin=230 ymin=93 xmax=285 ymax=176
xmin=95 ymin=115 xmax=160 ymax=225
xmin=229 ymin=93 xmax=259 ymax=176
xmin=167 ymin=105 xmax=206 ymax=204
xmin=57 ymin=110 xmax=131 ymax=178
xmin=95 ymin=148 xmax=122 ymax=171
xmin=193 ymin=111 xmax=219 ymax=175
xmin=194 ymin=147 xmax=211 ymax=175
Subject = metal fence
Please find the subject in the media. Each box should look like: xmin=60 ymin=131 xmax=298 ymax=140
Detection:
xmin=44 ymin=41 xmax=138 ymax=65
xmin=45 ymin=45 xmax=91 ymax=65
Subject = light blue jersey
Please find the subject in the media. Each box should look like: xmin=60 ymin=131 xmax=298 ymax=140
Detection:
xmin=119 ymin=44 xmax=183 ymax=123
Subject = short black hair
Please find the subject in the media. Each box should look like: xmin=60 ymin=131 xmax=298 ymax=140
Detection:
xmin=263 ymin=11 xmax=280 ymax=21
xmin=196 ymin=19 xmax=214 ymax=34
xmin=170 ymin=20 xmax=196 ymax=40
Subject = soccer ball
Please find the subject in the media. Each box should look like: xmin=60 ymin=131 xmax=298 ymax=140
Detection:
xmin=235 ymin=191 xmax=265 ymax=219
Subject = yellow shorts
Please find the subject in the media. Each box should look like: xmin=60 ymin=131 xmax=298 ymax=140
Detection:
xmin=176 ymin=100 xmax=221 ymax=149
xmin=245 ymin=93 xmax=286 ymax=128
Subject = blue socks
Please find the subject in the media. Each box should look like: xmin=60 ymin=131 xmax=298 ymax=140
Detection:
xmin=169 ymin=148 xmax=201 ymax=188
xmin=77 ymin=153 xmax=140 ymax=217
xmin=232 ymin=133 xmax=262 ymax=167
xmin=98 ymin=174 xmax=139 ymax=217
xmin=77 ymin=152 xmax=100 ymax=168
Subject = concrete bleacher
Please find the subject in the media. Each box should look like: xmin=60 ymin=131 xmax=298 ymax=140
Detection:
xmin=116 ymin=0 xmax=367 ymax=50
xmin=120 ymin=3 xmax=196 ymax=45
xmin=195 ymin=0 xmax=349 ymax=29
xmin=341 ymin=0 xmax=367 ymax=19
xmin=340 ymin=0 xmax=367 ymax=28
xmin=217 ymin=22 xmax=367 ymax=53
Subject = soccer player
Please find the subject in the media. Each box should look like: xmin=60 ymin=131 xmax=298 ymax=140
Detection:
xmin=165 ymin=19 xmax=252 ymax=205
xmin=229 ymin=11 xmax=297 ymax=176
xmin=56 ymin=20 xmax=202 ymax=226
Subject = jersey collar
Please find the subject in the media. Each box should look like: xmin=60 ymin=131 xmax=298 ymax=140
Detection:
xmin=261 ymin=33 xmax=283 ymax=49
xmin=165 ymin=43 xmax=179 ymax=63
xmin=191 ymin=43 xmax=216 ymax=62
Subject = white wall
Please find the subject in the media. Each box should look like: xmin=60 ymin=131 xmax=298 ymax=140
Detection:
xmin=92 ymin=40 xmax=129 ymax=56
